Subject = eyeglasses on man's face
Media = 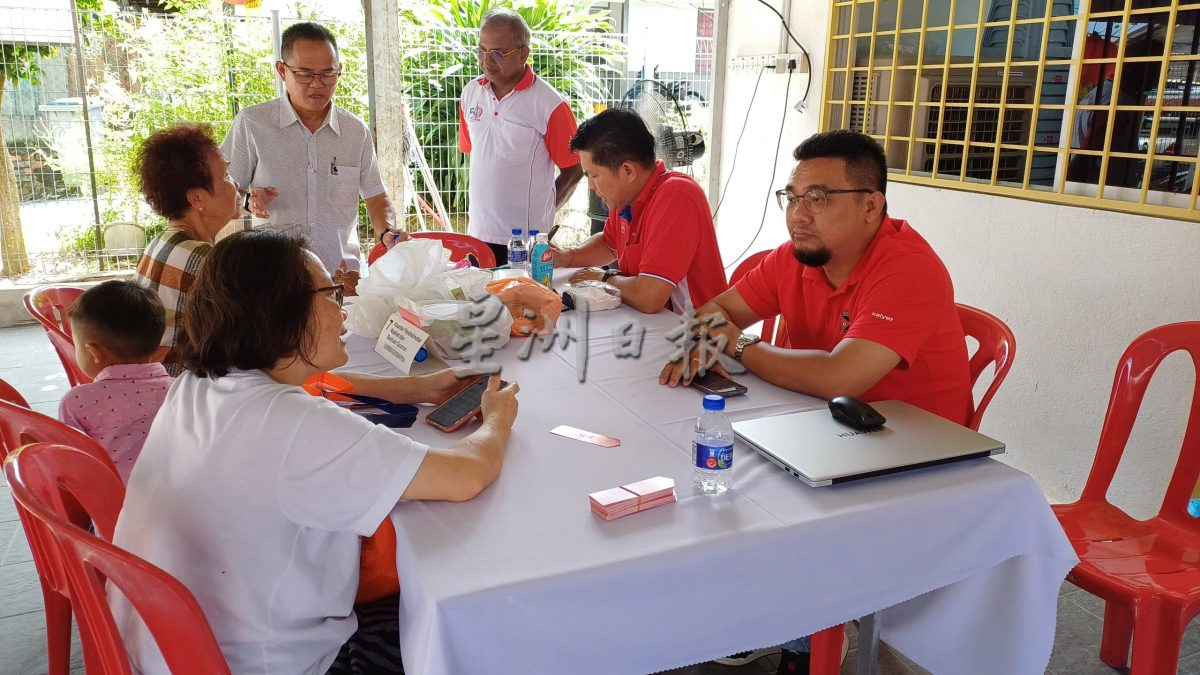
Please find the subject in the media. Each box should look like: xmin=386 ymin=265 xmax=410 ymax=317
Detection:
xmin=775 ymin=187 xmax=874 ymax=214
xmin=280 ymin=62 xmax=342 ymax=85
xmin=308 ymin=283 xmax=345 ymax=307
xmin=476 ymin=45 xmax=524 ymax=63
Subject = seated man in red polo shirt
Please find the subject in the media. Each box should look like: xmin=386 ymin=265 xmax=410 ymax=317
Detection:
xmin=551 ymin=108 xmax=726 ymax=314
xmin=660 ymin=129 xmax=972 ymax=427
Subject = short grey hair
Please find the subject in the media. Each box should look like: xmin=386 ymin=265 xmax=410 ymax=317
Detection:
xmin=481 ymin=8 xmax=531 ymax=48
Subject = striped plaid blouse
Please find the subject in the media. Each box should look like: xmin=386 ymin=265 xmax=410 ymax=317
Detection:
xmin=133 ymin=227 xmax=211 ymax=373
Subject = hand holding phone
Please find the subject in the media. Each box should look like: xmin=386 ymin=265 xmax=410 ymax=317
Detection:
xmin=480 ymin=375 xmax=519 ymax=430
xmin=426 ymin=376 xmax=516 ymax=432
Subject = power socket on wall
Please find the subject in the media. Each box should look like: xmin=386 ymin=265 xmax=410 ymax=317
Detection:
xmin=729 ymin=53 xmax=808 ymax=74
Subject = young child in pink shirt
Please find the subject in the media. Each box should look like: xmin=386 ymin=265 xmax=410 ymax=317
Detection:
xmin=59 ymin=280 xmax=174 ymax=483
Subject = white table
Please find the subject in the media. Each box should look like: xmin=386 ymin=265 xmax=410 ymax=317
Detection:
xmin=343 ymin=301 xmax=1077 ymax=675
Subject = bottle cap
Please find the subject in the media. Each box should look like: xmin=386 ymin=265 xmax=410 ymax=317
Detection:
xmin=511 ymin=228 xmax=522 ymax=236
xmin=703 ymin=394 xmax=725 ymax=411
xmin=529 ymin=229 xmax=539 ymax=237
xmin=415 ymin=347 xmax=428 ymax=363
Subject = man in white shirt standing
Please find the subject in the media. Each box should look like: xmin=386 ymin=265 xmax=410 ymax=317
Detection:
xmin=459 ymin=8 xmax=583 ymax=264
xmin=223 ymin=21 xmax=407 ymax=291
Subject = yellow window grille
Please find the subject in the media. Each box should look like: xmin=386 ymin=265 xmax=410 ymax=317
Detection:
xmin=822 ymin=0 xmax=1200 ymax=221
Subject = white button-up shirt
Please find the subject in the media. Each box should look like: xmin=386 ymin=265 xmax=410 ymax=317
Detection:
xmin=223 ymin=97 xmax=386 ymax=273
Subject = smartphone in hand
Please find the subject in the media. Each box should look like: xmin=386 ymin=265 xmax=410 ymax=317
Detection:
xmin=425 ymin=377 xmax=510 ymax=432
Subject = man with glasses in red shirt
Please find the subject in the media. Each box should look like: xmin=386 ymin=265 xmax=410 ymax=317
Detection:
xmin=661 ymin=129 xmax=971 ymax=427
xmin=458 ymin=8 xmax=583 ymax=264
xmin=223 ymin=22 xmax=406 ymax=292
xmin=660 ymin=128 xmax=972 ymax=675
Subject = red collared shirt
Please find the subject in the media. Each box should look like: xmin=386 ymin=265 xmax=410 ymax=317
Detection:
xmin=735 ymin=216 xmax=972 ymax=424
xmin=601 ymin=161 xmax=727 ymax=312
xmin=458 ymin=65 xmax=580 ymax=244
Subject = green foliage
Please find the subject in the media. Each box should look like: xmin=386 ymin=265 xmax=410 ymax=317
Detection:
xmin=0 ymin=44 xmax=56 ymax=87
xmin=400 ymin=0 xmax=623 ymax=213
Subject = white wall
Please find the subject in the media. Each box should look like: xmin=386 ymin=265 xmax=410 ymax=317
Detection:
xmin=716 ymin=1 xmax=1200 ymax=517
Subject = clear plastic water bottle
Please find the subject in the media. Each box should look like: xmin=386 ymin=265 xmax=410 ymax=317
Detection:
xmin=530 ymin=231 xmax=554 ymax=288
xmin=507 ymin=228 xmax=528 ymax=271
xmin=693 ymin=394 xmax=734 ymax=495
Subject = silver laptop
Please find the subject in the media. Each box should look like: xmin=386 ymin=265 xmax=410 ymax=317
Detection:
xmin=732 ymin=400 xmax=1005 ymax=487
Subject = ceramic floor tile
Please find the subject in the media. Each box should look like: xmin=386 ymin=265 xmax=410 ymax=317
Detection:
xmin=0 ymin=608 xmax=84 ymax=675
xmin=0 ymin=560 xmax=43 ymax=618
xmin=2 ymin=525 xmax=33 ymax=566
xmin=0 ymin=610 xmax=52 ymax=674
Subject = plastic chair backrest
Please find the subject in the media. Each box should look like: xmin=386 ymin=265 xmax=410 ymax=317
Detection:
xmin=0 ymin=400 xmax=119 ymax=598
xmin=0 ymin=399 xmax=117 ymax=472
xmin=23 ymin=286 xmax=92 ymax=386
xmin=368 ymin=232 xmax=498 ymax=268
xmin=728 ymin=251 xmax=780 ymax=345
xmin=6 ymin=443 xmax=230 ymax=675
xmin=0 ymin=377 xmax=29 ymax=407
xmin=1079 ymin=321 xmax=1200 ymax=526
xmin=956 ymin=304 xmax=1017 ymax=431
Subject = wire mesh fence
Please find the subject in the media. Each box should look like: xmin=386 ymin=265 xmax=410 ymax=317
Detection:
xmin=1 ymin=6 xmax=717 ymax=280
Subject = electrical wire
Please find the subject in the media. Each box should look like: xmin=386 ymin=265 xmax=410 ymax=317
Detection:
xmin=725 ymin=66 xmax=792 ymax=269
xmin=711 ymin=64 xmax=769 ymax=221
xmin=754 ymin=0 xmax=812 ymax=103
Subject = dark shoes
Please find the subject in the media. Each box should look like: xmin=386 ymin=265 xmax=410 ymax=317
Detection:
xmin=776 ymin=649 xmax=810 ymax=675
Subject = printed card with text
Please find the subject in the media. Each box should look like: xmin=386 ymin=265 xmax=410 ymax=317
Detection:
xmin=375 ymin=310 xmax=430 ymax=374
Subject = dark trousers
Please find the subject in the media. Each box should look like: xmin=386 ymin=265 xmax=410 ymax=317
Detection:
xmin=487 ymin=241 xmax=508 ymax=266
xmin=327 ymin=594 xmax=404 ymax=675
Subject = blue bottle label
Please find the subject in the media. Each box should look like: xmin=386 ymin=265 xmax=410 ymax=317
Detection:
xmin=694 ymin=442 xmax=733 ymax=470
xmin=509 ymin=248 xmax=527 ymax=264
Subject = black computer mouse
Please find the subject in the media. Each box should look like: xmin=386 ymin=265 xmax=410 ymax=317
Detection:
xmin=828 ymin=396 xmax=886 ymax=431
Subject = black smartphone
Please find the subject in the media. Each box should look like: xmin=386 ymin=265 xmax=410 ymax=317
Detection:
xmin=691 ymin=371 xmax=748 ymax=398
xmin=425 ymin=377 xmax=509 ymax=432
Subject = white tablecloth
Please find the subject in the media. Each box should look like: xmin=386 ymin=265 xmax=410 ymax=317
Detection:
xmin=342 ymin=300 xmax=1077 ymax=675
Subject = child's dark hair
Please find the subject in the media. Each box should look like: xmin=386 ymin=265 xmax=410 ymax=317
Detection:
xmin=68 ymin=281 xmax=165 ymax=361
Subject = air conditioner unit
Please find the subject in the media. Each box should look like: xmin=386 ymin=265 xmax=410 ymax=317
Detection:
xmin=911 ymin=68 xmax=1038 ymax=183
xmin=848 ymin=57 xmax=934 ymax=171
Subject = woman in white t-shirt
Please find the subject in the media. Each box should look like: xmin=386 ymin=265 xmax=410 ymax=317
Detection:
xmin=110 ymin=230 xmax=519 ymax=675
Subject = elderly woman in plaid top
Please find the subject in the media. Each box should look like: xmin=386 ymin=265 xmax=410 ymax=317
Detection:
xmin=132 ymin=123 xmax=241 ymax=374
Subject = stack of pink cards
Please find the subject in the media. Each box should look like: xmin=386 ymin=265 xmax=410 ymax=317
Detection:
xmin=589 ymin=476 xmax=677 ymax=521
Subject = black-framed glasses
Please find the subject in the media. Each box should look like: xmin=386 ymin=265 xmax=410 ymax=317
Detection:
xmin=775 ymin=187 xmax=874 ymax=214
xmin=280 ymin=62 xmax=342 ymax=85
xmin=308 ymin=284 xmax=345 ymax=307
xmin=476 ymin=45 xmax=524 ymax=62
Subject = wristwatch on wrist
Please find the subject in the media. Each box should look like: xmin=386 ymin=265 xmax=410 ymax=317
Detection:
xmin=733 ymin=333 xmax=761 ymax=361
xmin=601 ymin=268 xmax=619 ymax=281
xmin=242 ymin=190 xmax=252 ymax=213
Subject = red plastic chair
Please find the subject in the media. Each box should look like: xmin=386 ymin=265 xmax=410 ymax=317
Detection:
xmin=1052 ymin=321 xmax=1200 ymax=674
xmin=729 ymin=251 xmax=785 ymax=345
xmin=24 ymin=286 xmax=92 ymax=387
xmin=957 ymin=304 xmax=1017 ymax=431
xmin=6 ymin=443 xmax=230 ymax=674
xmin=0 ymin=377 xmax=29 ymax=407
xmin=0 ymin=401 xmax=118 ymax=675
xmin=367 ymin=231 xmax=497 ymax=268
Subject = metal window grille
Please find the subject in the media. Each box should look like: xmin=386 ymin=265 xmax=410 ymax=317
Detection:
xmin=822 ymin=0 xmax=1200 ymax=221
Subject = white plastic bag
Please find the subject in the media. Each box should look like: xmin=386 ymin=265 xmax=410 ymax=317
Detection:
xmin=417 ymin=296 xmax=512 ymax=362
xmin=564 ymin=280 xmax=622 ymax=311
xmin=347 ymin=239 xmax=496 ymax=339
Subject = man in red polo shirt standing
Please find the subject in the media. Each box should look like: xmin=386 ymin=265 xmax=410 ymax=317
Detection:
xmin=551 ymin=108 xmax=726 ymax=314
xmin=660 ymin=129 xmax=971 ymax=427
